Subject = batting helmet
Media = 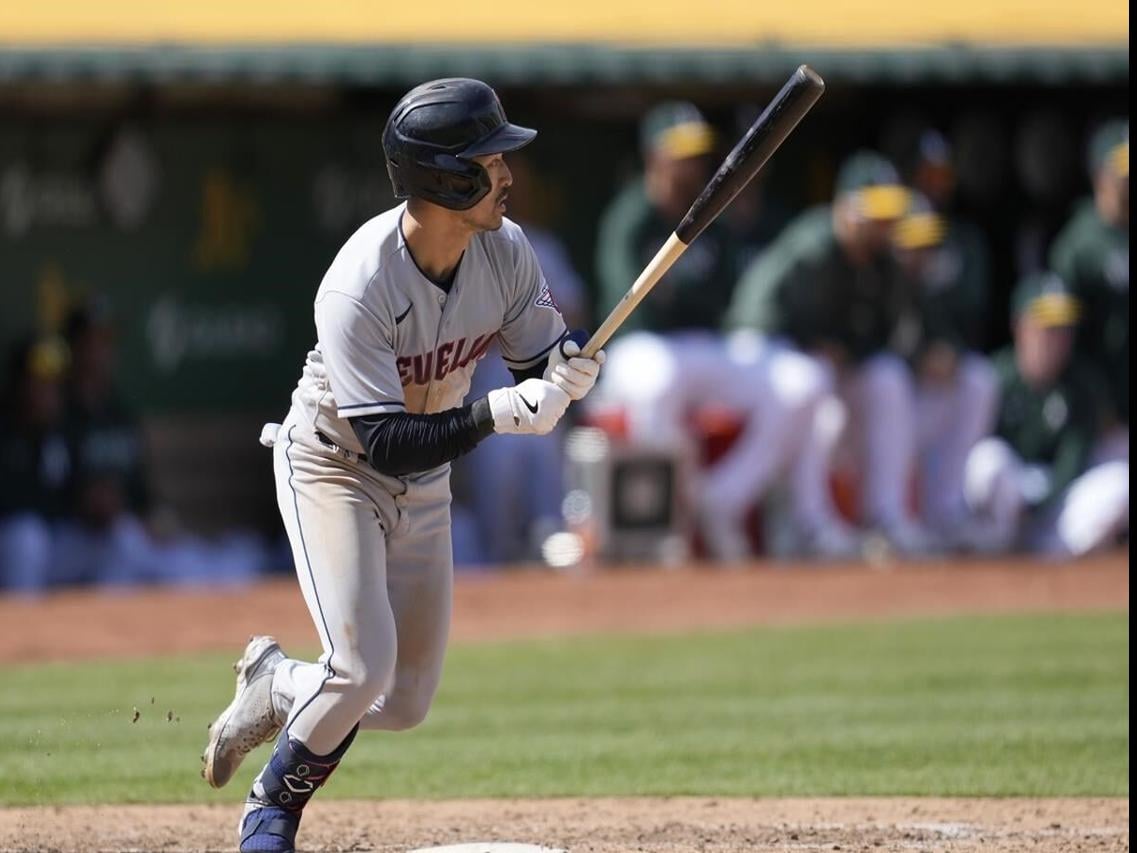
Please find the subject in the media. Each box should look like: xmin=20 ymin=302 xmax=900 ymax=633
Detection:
xmin=382 ymin=78 xmax=537 ymax=211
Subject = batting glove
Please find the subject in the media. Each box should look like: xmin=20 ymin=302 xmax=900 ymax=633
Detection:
xmin=487 ymin=378 xmax=571 ymax=436
xmin=544 ymin=334 xmax=606 ymax=401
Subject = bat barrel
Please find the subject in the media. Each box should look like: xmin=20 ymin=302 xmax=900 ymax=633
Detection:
xmin=675 ymin=65 xmax=825 ymax=245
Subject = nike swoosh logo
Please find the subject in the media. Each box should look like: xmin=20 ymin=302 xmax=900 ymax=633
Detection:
xmin=395 ymin=304 xmax=413 ymax=325
xmin=518 ymin=393 xmax=539 ymax=414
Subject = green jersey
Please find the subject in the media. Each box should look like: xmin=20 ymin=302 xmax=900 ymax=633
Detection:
xmin=917 ymin=219 xmax=991 ymax=352
xmin=726 ymin=206 xmax=913 ymax=363
xmin=991 ymin=348 xmax=1103 ymax=507
xmin=0 ymin=418 xmax=71 ymax=519
xmin=596 ymin=180 xmax=741 ymax=334
xmin=1049 ymin=200 xmax=1129 ymax=421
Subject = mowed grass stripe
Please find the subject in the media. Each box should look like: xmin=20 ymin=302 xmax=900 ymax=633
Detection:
xmin=0 ymin=612 xmax=1126 ymax=804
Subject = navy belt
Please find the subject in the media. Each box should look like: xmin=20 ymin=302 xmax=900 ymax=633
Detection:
xmin=315 ymin=430 xmax=368 ymax=463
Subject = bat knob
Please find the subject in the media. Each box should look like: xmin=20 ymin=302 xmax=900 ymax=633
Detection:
xmin=560 ymin=329 xmax=590 ymax=359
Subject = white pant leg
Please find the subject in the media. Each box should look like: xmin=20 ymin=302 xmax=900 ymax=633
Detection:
xmin=1092 ymin=426 xmax=1129 ymax=465
xmin=916 ymin=353 xmax=999 ymax=529
xmin=842 ymin=354 xmax=918 ymax=526
xmin=964 ymin=437 xmax=1026 ymax=552
xmin=700 ymin=334 xmax=831 ymax=520
xmin=787 ymin=388 xmax=847 ymax=529
xmin=270 ymin=422 xmax=399 ymax=755
xmin=0 ymin=514 xmax=53 ymax=594
xmin=1041 ymin=461 xmax=1130 ymax=557
xmin=364 ymin=481 xmax=453 ymax=732
xmin=600 ymin=331 xmax=694 ymax=446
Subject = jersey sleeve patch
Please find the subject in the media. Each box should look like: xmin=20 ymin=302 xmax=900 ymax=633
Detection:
xmin=534 ymin=283 xmax=559 ymax=310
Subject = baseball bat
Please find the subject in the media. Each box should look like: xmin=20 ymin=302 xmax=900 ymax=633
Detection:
xmin=581 ymin=64 xmax=825 ymax=359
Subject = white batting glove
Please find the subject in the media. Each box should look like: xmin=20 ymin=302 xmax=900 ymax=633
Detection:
xmin=544 ymin=337 xmax=606 ymax=401
xmin=487 ymin=378 xmax=571 ymax=436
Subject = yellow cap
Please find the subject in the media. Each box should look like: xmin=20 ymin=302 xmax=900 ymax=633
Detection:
xmin=1110 ymin=142 xmax=1128 ymax=177
xmin=1026 ymin=292 xmax=1082 ymax=327
xmin=895 ymin=210 xmax=947 ymax=249
xmin=656 ymin=121 xmax=716 ymax=160
xmin=856 ymin=185 xmax=911 ymax=221
xmin=27 ymin=336 xmax=69 ymax=380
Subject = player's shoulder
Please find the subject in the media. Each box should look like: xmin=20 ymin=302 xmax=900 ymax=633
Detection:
xmin=598 ymin=180 xmax=652 ymax=234
xmin=317 ymin=205 xmax=406 ymax=302
xmin=990 ymin=347 xmax=1020 ymax=386
xmin=1052 ymin=199 xmax=1102 ymax=251
xmin=765 ymin=206 xmax=833 ymax=261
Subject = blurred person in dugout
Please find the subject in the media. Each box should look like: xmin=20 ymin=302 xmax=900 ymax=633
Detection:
xmin=727 ymin=151 xmax=938 ymax=556
xmin=0 ymin=335 xmax=71 ymax=593
xmin=1049 ymin=118 xmax=1128 ymax=464
xmin=893 ymin=192 xmax=999 ymax=551
xmin=455 ymin=151 xmax=590 ymax=564
xmin=51 ymin=300 xmax=159 ymax=585
xmin=59 ymin=300 xmax=266 ymax=586
xmin=592 ymin=103 xmax=843 ymax=560
xmin=964 ymin=273 xmax=1129 ymax=556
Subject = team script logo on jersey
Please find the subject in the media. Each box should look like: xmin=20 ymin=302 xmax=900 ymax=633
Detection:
xmin=395 ymin=333 xmax=495 ymax=386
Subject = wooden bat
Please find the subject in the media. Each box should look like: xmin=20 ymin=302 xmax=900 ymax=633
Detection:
xmin=581 ymin=65 xmax=825 ymax=359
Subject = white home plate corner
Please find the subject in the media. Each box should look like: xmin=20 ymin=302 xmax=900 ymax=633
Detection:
xmin=409 ymin=845 xmax=567 ymax=853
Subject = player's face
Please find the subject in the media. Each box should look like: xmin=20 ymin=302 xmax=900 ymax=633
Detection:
xmin=464 ymin=153 xmax=513 ymax=232
xmin=646 ymin=152 xmax=712 ymax=219
xmin=1015 ymin=317 xmax=1073 ymax=386
xmin=854 ymin=215 xmax=898 ymax=256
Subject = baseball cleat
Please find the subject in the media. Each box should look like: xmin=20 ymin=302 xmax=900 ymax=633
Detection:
xmin=201 ymin=635 xmax=287 ymax=789
xmin=239 ymin=804 xmax=300 ymax=853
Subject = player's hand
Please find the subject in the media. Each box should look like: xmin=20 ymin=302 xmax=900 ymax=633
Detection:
xmin=544 ymin=333 xmax=606 ymax=401
xmin=487 ymin=378 xmax=571 ymax=436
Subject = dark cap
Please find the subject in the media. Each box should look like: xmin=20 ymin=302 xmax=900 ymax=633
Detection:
xmin=641 ymin=102 xmax=716 ymax=160
xmin=1088 ymin=118 xmax=1128 ymax=178
xmin=1012 ymin=271 xmax=1082 ymax=327
xmin=836 ymin=150 xmax=911 ymax=220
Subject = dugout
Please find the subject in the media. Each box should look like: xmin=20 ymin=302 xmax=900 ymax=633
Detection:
xmin=0 ymin=2 xmax=1127 ymax=536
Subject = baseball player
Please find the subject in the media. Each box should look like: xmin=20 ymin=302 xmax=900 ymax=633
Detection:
xmin=1049 ymin=119 xmax=1128 ymax=462
xmin=893 ymin=191 xmax=999 ymax=550
xmin=594 ymin=103 xmax=843 ymax=560
xmin=727 ymin=151 xmax=936 ymax=555
xmin=200 ymin=78 xmax=605 ymax=853
xmin=964 ymin=272 xmax=1128 ymax=555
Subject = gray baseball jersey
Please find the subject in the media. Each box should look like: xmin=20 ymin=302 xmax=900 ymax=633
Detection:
xmin=291 ymin=203 xmax=567 ymax=463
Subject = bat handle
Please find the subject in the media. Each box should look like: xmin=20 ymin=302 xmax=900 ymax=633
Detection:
xmin=580 ymin=320 xmax=618 ymax=360
xmin=581 ymin=232 xmax=689 ymax=359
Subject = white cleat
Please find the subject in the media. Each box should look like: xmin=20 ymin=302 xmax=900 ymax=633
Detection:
xmin=202 ymin=635 xmax=287 ymax=789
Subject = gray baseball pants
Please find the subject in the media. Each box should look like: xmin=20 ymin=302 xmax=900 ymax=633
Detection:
xmin=264 ymin=411 xmax=453 ymax=755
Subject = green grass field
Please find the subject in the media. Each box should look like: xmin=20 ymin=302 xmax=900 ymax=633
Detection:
xmin=0 ymin=612 xmax=1127 ymax=806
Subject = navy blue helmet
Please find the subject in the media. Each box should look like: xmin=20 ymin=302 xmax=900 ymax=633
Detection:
xmin=382 ymin=78 xmax=537 ymax=210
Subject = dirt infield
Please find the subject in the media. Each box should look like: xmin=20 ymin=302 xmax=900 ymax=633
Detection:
xmin=0 ymin=797 xmax=1128 ymax=852
xmin=0 ymin=553 xmax=1128 ymax=851
xmin=0 ymin=552 xmax=1128 ymax=663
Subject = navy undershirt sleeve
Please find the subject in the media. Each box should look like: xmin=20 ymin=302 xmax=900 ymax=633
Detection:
xmin=353 ymin=355 xmax=551 ymax=477
xmin=351 ymin=399 xmax=495 ymax=477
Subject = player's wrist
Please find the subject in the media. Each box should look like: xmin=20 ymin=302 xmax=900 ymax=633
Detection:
xmin=486 ymin=387 xmax=519 ymax=434
xmin=470 ymin=396 xmax=496 ymax=439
